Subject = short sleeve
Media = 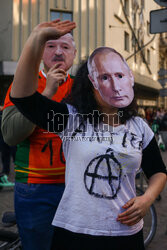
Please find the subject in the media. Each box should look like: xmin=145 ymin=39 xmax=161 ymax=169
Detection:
xmin=131 ymin=117 xmax=154 ymax=150
xmin=141 ymin=136 xmax=167 ymax=178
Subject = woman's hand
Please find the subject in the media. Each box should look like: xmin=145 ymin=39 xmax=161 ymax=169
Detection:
xmin=32 ymin=19 xmax=76 ymax=43
xmin=117 ymin=173 xmax=166 ymax=226
xmin=117 ymin=195 xmax=150 ymax=226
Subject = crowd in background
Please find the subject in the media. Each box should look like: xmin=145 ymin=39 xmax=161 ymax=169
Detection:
xmin=138 ymin=107 xmax=167 ymax=131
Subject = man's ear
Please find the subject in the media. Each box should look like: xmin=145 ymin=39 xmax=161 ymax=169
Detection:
xmin=74 ymin=49 xmax=77 ymax=58
xmin=88 ymin=74 xmax=98 ymax=90
xmin=129 ymin=70 xmax=134 ymax=87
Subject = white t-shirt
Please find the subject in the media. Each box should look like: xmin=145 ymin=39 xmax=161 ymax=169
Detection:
xmin=52 ymin=105 xmax=154 ymax=236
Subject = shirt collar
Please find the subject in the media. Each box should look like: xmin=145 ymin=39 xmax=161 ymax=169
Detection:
xmin=42 ymin=70 xmax=47 ymax=78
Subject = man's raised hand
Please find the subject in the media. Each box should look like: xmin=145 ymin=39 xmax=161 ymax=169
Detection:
xmin=33 ymin=19 xmax=76 ymax=42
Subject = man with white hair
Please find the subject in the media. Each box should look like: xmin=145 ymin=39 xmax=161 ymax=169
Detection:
xmin=1 ymin=32 xmax=76 ymax=250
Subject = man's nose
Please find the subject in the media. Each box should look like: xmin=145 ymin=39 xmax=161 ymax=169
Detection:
xmin=110 ymin=77 xmax=121 ymax=92
xmin=55 ymin=47 xmax=63 ymax=55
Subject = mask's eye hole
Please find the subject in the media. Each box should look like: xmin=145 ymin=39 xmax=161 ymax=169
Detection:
xmin=101 ymin=75 xmax=109 ymax=81
xmin=117 ymin=74 xmax=123 ymax=78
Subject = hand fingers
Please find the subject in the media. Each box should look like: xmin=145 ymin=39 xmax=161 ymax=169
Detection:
xmin=47 ymin=75 xmax=65 ymax=85
xmin=117 ymin=198 xmax=144 ymax=226
xmin=117 ymin=209 xmax=140 ymax=221
xmin=47 ymin=72 xmax=66 ymax=84
xmin=53 ymin=69 xmax=66 ymax=76
xmin=122 ymin=198 xmax=135 ymax=209
xmin=55 ymin=22 xmax=76 ymax=32
xmin=47 ymin=72 xmax=66 ymax=81
xmin=119 ymin=216 xmax=142 ymax=226
xmin=118 ymin=210 xmax=143 ymax=226
xmin=117 ymin=206 xmax=143 ymax=226
xmin=51 ymin=20 xmax=71 ymax=26
xmin=117 ymin=198 xmax=137 ymax=218
xmin=49 ymin=63 xmax=66 ymax=73
xmin=55 ymin=20 xmax=71 ymax=25
xmin=48 ymin=70 xmax=66 ymax=79
xmin=39 ymin=20 xmax=76 ymax=31
xmin=118 ymin=206 xmax=136 ymax=218
xmin=56 ymin=74 xmax=65 ymax=83
xmin=38 ymin=20 xmax=76 ymax=40
xmin=55 ymin=20 xmax=75 ymax=26
xmin=52 ymin=21 xmax=76 ymax=29
xmin=55 ymin=76 xmax=66 ymax=85
xmin=52 ymin=19 xmax=61 ymax=23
